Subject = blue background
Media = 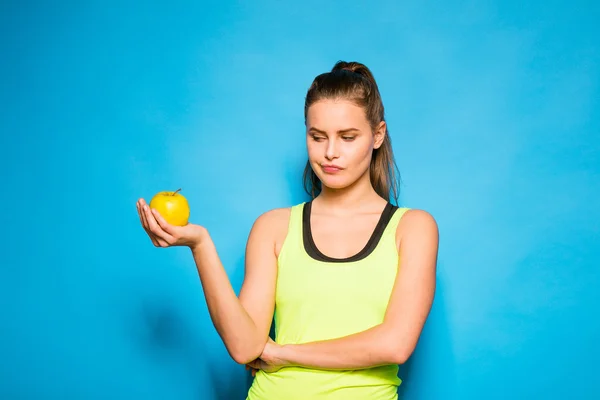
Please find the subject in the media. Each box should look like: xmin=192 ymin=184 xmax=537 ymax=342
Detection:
xmin=1 ymin=1 xmax=599 ymax=399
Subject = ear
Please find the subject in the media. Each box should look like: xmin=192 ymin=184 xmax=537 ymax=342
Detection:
xmin=373 ymin=121 xmax=386 ymax=149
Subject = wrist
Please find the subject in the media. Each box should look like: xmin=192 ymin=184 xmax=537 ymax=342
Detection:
xmin=190 ymin=226 xmax=210 ymax=253
xmin=277 ymin=344 xmax=297 ymax=367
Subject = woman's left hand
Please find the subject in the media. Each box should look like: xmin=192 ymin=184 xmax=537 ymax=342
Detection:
xmin=245 ymin=338 xmax=287 ymax=376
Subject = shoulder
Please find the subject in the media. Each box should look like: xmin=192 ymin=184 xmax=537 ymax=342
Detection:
xmin=249 ymin=206 xmax=295 ymax=255
xmin=249 ymin=206 xmax=293 ymax=240
xmin=398 ymin=208 xmax=438 ymax=230
xmin=395 ymin=208 xmax=439 ymax=244
xmin=253 ymin=207 xmax=292 ymax=229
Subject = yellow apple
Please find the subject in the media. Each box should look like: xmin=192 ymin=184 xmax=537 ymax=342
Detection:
xmin=149 ymin=188 xmax=190 ymax=226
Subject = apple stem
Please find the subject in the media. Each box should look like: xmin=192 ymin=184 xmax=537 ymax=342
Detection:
xmin=172 ymin=188 xmax=182 ymax=196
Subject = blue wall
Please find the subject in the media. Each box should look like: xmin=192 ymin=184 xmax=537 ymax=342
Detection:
xmin=1 ymin=1 xmax=598 ymax=399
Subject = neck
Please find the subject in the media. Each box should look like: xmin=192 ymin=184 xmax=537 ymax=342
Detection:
xmin=315 ymin=172 xmax=386 ymax=214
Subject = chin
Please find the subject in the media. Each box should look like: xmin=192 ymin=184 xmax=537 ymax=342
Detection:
xmin=318 ymin=175 xmax=353 ymax=190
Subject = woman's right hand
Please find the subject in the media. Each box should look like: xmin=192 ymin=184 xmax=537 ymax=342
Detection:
xmin=136 ymin=198 xmax=207 ymax=250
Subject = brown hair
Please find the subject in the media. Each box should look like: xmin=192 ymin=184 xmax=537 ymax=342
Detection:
xmin=302 ymin=61 xmax=401 ymax=204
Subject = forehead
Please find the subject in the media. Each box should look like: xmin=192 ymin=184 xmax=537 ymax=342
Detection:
xmin=306 ymin=99 xmax=369 ymax=129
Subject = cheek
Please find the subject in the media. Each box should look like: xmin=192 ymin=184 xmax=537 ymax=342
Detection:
xmin=306 ymin=141 xmax=320 ymax=161
xmin=345 ymin=140 xmax=373 ymax=164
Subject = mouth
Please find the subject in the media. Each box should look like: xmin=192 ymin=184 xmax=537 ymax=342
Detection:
xmin=321 ymin=164 xmax=343 ymax=174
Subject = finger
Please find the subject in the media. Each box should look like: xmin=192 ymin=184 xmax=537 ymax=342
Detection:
xmin=137 ymin=202 xmax=151 ymax=232
xmin=136 ymin=201 xmax=145 ymax=227
xmin=155 ymin=237 xmax=171 ymax=247
xmin=137 ymin=202 xmax=144 ymax=226
xmin=151 ymin=208 xmax=177 ymax=236
xmin=137 ymin=203 xmax=153 ymax=239
xmin=143 ymin=204 xmax=165 ymax=236
xmin=252 ymin=369 xmax=256 ymax=377
xmin=138 ymin=203 xmax=160 ymax=247
xmin=151 ymin=209 xmax=182 ymax=247
xmin=143 ymin=205 xmax=176 ymax=244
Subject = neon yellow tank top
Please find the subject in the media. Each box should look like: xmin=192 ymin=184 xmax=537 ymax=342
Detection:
xmin=247 ymin=201 xmax=410 ymax=400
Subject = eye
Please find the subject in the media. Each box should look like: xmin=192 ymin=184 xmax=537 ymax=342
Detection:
xmin=311 ymin=135 xmax=326 ymax=142
xmin=342 ymin=136 xmax=356 ymax=141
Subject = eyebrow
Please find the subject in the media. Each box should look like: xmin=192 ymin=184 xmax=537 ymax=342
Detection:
xmin=309 ymin=127 xmax=360 ymax=134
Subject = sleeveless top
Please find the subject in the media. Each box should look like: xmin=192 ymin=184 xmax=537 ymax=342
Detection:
xmin=246 ymin=201 xmax=410 ymax=400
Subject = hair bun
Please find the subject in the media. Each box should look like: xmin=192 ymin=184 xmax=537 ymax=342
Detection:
xmin=332 ymin=61 xmax=376 ymax=85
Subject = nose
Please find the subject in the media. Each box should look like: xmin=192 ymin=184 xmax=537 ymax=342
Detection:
xmin=325 ymin=138 xmax=339 ymax=160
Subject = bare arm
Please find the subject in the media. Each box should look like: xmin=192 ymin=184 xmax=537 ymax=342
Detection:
xmin=139 ymin=199 xmax=288 ymax=365
xmin=273 ymin=209 xmax=439 ymax=370
xmin=192 ymin=208 xmax=287 ymax=364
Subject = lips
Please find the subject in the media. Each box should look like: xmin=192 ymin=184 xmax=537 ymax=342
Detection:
xmin=321 ymin=164 xmax=342 ymax=173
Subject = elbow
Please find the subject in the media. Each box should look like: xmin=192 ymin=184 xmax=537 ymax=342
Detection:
xmin=229 ymin=341 xmax=265 ymax=365
xmin=381 ymin=330 xmax=413 ymax=365
xmin=388 ymin=339 xmax=416 ymax=365
xmin=388 ymin=346 xmax=412 ymax=365
xmin=231 ymin=352 xmax=256 ymax=365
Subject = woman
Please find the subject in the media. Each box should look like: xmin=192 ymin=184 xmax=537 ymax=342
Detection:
xmin=136 ymin=61 xmax=439 ymax=399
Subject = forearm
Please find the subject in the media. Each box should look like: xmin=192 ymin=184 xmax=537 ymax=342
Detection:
xmin=191 ymin=235 xmax=264 ymax=364
xmin=278 ymin=324 xmax=406 ymax=370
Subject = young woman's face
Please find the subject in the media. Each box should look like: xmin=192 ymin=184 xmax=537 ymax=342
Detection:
xmin=306 ymin=99 xmax=385 ymax=191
